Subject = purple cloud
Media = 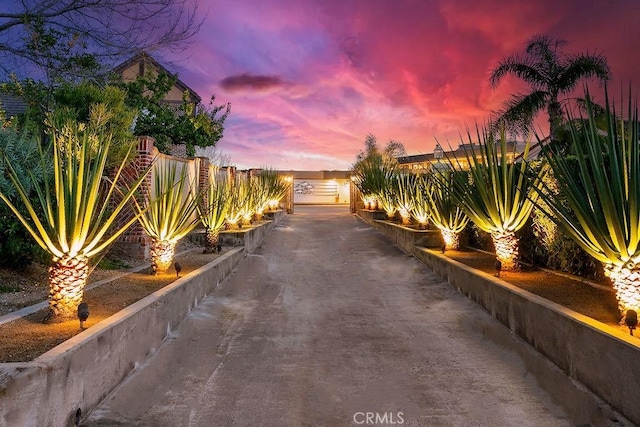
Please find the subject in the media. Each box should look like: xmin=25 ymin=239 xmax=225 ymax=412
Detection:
xmin=220 ymin=74 xmax=286 ymax=93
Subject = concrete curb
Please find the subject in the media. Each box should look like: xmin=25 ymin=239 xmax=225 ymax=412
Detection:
xmin=357 ymin=213 xmax=640 ymax=425
xmin=0 ymin=212 xmax=286 ymax=427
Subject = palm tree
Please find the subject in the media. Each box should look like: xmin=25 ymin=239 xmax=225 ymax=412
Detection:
xmin=0 ymin=106 xmax=151 ymax=321
xmin=427 ymin=171 xmax=470 ymax=250
xmin=490 ymin=35 xmax=610 ymax=144
xmin=440 ymin=127 xmax=546 ymax=270
xmin=533 ymin=88 xmax=640 ymax=317
xmin=138 ymin=161 xmax=201 ymax=272
xmin=198 ymin=169 xmax=230 ymax=254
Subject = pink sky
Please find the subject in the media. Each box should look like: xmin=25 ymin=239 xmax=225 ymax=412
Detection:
xmin=168 ymin=0 xmax=640 ymax=170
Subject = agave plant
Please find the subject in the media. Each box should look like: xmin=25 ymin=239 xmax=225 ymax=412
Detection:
xmin=351 ymin=154 xmax=389 ymax=210
xmin=393 ymin=173 xmax=417 ymax=225
xmin=198 ymin=167 xmax=230 ymax=254
xmin=138 ymin=161 xmax=201 ymax=272
xmin=253 ymin=169 xmax=288 ymax=219
xmin=428 ymin=171 xmax=470 ymax=250
xmin=377 ymin=183 xmax=397 ymax=220
xmin=411 ymin=174 xmax=431 ymax=229
xmin=534 ymin=88 xmax=640 ymax=316
xmin=0 ymin=107 xmax=150 ymax=321
xmin=225 ymin=175 xmax=250 ymax=229
xmin=440 ymin=127 xmax=545 ymax=270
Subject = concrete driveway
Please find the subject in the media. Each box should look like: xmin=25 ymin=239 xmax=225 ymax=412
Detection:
xmin=87 ymin=206 xmax=569 ymax=426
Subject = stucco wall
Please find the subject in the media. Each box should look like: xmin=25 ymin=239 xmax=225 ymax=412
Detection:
xmin=412 ymin=247 xmax=640 ymax=426
xmin=0 ymin=247 xmax=244 ymax=427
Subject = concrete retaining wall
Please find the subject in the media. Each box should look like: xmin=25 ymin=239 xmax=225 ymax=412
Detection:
xmin=190 ymin=210 xmax=286 ymax=254
xmin=413 ymin=246 xmax=640 ymax=425
xmin=356 ymin=211 xmax=442 ymax=253
xmin=357 ymin=212 xmax=640 ymax=425
xmin=0 ymin=247 xmax=245 ymax=427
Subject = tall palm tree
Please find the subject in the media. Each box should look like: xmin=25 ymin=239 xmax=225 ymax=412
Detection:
xmin=490 ymin=35 xmax=610 ymax=144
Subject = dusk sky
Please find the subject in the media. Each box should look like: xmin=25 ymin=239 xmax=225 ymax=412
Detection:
xmin=166 ymin=0 xmax=640 ymax=170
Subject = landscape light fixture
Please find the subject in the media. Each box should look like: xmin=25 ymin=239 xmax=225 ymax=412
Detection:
xmin=494 ymin=258 xmax=502 ymax=278
xmin=624 ymin=309 xmax=638 ymax=336
xmin=77 ymin=302 xmax=89 ymax=330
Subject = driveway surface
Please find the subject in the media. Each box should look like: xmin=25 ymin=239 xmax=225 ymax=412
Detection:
xmin=87 ymin=206 xmax=569 ymax=426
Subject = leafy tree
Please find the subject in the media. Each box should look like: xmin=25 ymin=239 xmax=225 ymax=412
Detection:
xmin=0 ymin=0 xmax=202 ymax=82
xmin=490 ymin=35 xmax=610 ymax=145
xmin=0 ymin=124 xmax=50 ymax=268
xmin=119 ymin=72 xmax=231 ymax=156
xmin=1 ymin=78 xmax=137 ymax=167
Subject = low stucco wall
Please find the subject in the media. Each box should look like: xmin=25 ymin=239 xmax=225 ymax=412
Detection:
xmin=356 ymin=209 xmax=387 ymax=223
xmin=413 ymin=247 xmax=640 ymax=426
xmin=357 ymin=211 xmax=443 ymax=253
xmin=190 ymin=210 xmax=286 ymax=254
xmin=0 ymin=247 xmax=245 ymax=427
xmin=357 ymin=213 xmax=640 ymax=425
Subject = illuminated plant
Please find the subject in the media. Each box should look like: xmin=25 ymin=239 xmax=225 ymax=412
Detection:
xmin=238 ymin=176 xmax=257 ymax=226
xmin=138 ymin=161 xmax=201 ymax=272
xmin=198 ymin=168 xmax=230 ymax=254
xmin=428 ymin=171 xmax=470 ymax=250
xmin=351 ymin=154 xmax=393 ymax=210
xmin=393 ymin=173 xmax=416 ymax=225
xmin=441 ymin=127 xmax=544 ymax=270
xmin=377 ymin=184 xmax=397 ymax=220
xmin=254 ymin=169 xmax=288 ymax=217
xmin=0 ymin=106 xmax=150 ymax=321
xmin=534 ymin=88 xmax=640 ymax=316
xmin=225 ymin=175 xmax=249 ymax=229
xmin=411 ymin=174 xmax=431 ymax=229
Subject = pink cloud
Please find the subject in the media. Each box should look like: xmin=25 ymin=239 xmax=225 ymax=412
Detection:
xmin=170 ymin=0 xmax=640 ymax=170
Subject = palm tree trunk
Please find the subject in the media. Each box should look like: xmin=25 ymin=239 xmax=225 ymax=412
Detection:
xmin=604 ymin=262 xmax=640 ymax=314
xmin=203 ymin=228 xmax=220 ymax=254
xmin=441 ymin=229 xmax=460 ymax=250
xmin=150 ymin=239 xmax=176 ymax=272
xmin=491 ymin=230 xmax=519 ymax=270
xmin=47 ymin=254 xmax=89 ymax=321
xmin=548 ymin=99 xmax=564 ymax=145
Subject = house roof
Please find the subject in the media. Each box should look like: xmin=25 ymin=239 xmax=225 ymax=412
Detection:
xmin=0 ymin=94 xmax=28 ymax=118
xmin=112 ymin=51 xmax=202 ymax=104
xmin=397 ymin=141 xmax=531 ymax=165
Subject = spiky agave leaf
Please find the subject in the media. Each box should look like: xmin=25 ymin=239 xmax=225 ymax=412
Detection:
xmin=533 ymin=87 xmax=640 ymax=313
xmin=428 ymin=170 xmax=470 ymax=249
xmin=255 ymin=168 xmax=288 ymax=213
xmin=197 ymin=166 xmax=231 ymax=241
xmin=437 ymin=126 xmax=546 ymax=268
xmin=412 ymin=174 xmax=431 ymax=228
xmin=138 ymin=161 xmax=202 ymax=271
xmin=351 ymin=153 xmax=395 ymax=207
xmin=0 ymin=105 xmax=152 ymax=318
xmin=393 ymin=172 xmax=417 ymax=225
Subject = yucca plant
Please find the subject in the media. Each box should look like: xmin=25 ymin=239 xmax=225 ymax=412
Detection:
xmin=534 ymin=88 xmax=640 ymax=316
xmin=198 ymin=167 xmax=230 ymax=254
xmin=411 ymin=174 xmax=431 ymax=229
xmin=0 ymin=106 xmax=150 ymax=321
xmin=351 ymin=154 xmax=388 ymax=210
xmin=138 ymin=161 xmax=201 ymax=272
xmin=225 ymin=175 xmax=250 ymax=229
xmin=257 ymin=169 xmax=289 ymax=213
xmin=393 ymin=173 xmax=417 ymax=225
xmin=428 ymin=171 xmax=470 ymax=250
xmin=440 ymin=127 xmax=545 ymax=270
xmin=377 ymin=183 xmax=397 ymax=220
